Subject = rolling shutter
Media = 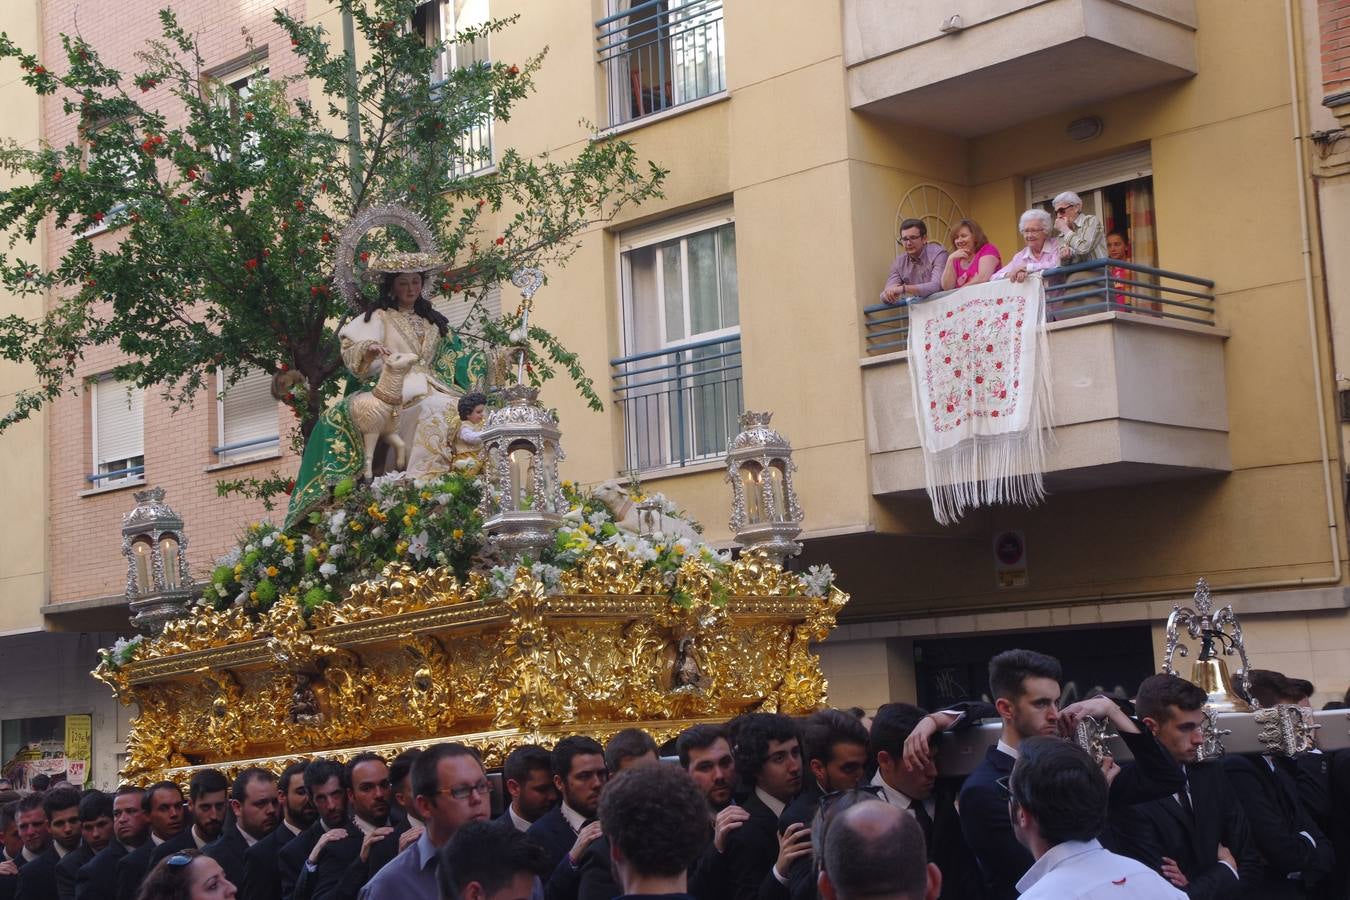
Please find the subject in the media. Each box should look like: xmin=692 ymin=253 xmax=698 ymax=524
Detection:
xmin=93 ymin=378 xmax=144 ymax=472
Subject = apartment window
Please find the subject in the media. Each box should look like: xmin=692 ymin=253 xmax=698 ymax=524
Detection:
xmin=90 ymin=377 xmax=144 ymax=486
xmin=433 ymin=281 xmax=501 ymax=334
xmin=1027 ymin=146 xmax=1157 ymax=267
xmin=216 ymin=368 xmax=280 ymax=464
xmin=81 ymin=120 xmax=139 ymax=234
xmin=615 ymin=206 xmax=741 ymax=471
xmin=208 ymin=55 xmax=269 ymax=163
xmin=596 ymin=0 xmax=726 ymax=127
xmin=415 ymin=0 xmax=493 ymax=177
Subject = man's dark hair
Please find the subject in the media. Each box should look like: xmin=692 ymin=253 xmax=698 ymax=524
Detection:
xmin=17 ymin=793 xmax=46 ymax=816
xmin=78 ymin=790 xmax=113 ymax=822
xmin=188 ymin=769 xmax=228 ymax=802
xmin=676 ymin=724 xmax=729 ymax=768
xmin=1135 ymin=673 xmax=1207 ymax=724
xmin=503 ymin=745 xmax=551 ymax=786
xmin=29 ymin=774 xmax=50 ymax=793
xmin=412 ymin=743 xmax=482 ymax=801
xmin=733 ymin=713 xmax=799 ymax=785
xmin=436 ymin=820 xmax=550 ymax=900
xmin=604 ymin=728 xmax=658 ymax=772
xmin=231 ymin=767 xmax=276 ymax=802
xmin=346 ymin=752 xmax=387 ymax=784
xmin=390 ymin=749 xmax=423 ymax=792
xmin=869 ymin=702 xmax=929 ymax=759
xmin=598 ymin=764 xmax=711 ymax=877
xmin=278 ymin=761 xmax=308 ymax=796
xmin=551 ymin=736 xmax=604 ymax=781
xmin=802 ymin=709 xmax=869 ymax=765
xmin=823 ymin=802 xmax=928 ymax=900
xmin=1246 ymin=669 xmax=1298 ymax=708
xmin=141 ymin=781 xmax=182 ymax=813
xmin=1288 ymin=678 xmax=1315 ymax=702
xmin=42 ymin=787 xmax=80 ymax=819
xmin=304 ymin=759 xmax=347 ymax=795
xmin=1009 ymin=737 xmax=1107 ymax=846
xmin=898 ymin=218 xmax=927 ymax=238
xmin=0 ymin=801 xmax=17 ymax=830
xmin=989 ymin=649 xmax=1062 ymax=702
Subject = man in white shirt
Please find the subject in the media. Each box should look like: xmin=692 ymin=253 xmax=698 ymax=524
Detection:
xmin=1011 ymin=738 xmax=1185 ymax=899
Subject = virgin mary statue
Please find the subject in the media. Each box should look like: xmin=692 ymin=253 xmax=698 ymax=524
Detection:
xmin=284 ymin=251 xmax=482 ymax=530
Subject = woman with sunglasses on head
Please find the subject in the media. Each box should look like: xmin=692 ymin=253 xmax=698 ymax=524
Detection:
xmin=136 ymin=850 xmax=236 ymax=900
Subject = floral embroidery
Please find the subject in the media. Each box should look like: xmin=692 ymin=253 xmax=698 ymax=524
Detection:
xmin=919 ymin=291 xmax=1028 ymax=434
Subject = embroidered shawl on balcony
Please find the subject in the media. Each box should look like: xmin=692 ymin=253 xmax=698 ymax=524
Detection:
xmin=907 ymin=276 xmax=1054 ymax=525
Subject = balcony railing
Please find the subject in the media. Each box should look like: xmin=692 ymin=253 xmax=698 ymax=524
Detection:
xmin=596 ymin=0 xmax=726 ymax=126
xmin=864 ymin=260 xmax=1216 ymax=355
xmin=612 ymin=333 xmax=742 ymax=472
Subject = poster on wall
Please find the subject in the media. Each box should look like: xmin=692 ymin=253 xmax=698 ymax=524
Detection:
xmin=64 ymin=714 xmax=92 ymax=786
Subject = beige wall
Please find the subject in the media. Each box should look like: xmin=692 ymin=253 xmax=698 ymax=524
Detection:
xmin=0 ymin=0 xmax=47 ymax=635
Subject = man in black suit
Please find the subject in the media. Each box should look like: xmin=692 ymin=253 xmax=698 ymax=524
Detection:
xmin=721 ymin=713 xmax=803 ymax=900
xmin=16 ymin=786 xmax=82 ymax=900
xmin=386 ymin=749 xmax=422 ymax=832
xmin=277 ymin=759 xmax=349 ymax=900
xmin=675 ymin=724 xmax=745 ymax=900
xmin=596 ymin=763 xmax=713 ymax=900
xmin=564 ymin=729 xmax=659 ymax=900
xmin=293 ymin=753 xmax=404 ymax=900
xmin=1110 ymin=674 xmax=1261 ymax=899
xmin=499 ymin=745 xmax=557 ymax=834
xmin=149 ymin=769 xmax=229 ymax=867
xmin=75 ymin=787 xmax=148 ymax=900
xmin=241 ymin=761 xmax=313 ymax=900
xmin=526 ymin=736 xmax=608 ymax=876
xmin=114 ymin=781 xmax=185 ymax=900
xmin=954 ymin=648 xmax=1184 ymax=900
xmin=204 ymin=767 xmax=278 ymax=890
xmin=1 ymin=800 xmax=26 ymax=900
xmin=56 ymin=790 xmax=113 ymax=900
xmin=869 ymin=702 xmax=981 ymax=900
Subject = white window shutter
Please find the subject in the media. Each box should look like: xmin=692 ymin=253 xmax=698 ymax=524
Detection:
xmin=1027 ymin=147 xmax=1153 ymax=205
xmin=94 ymin=379 xmax=144 ymax=469
xmin=435 ymin=282 xmax=501 ymax=333
xmin=220 ymin=368 xmax=279 ymax=458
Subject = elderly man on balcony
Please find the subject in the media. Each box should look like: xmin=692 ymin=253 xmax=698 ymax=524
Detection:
xmin=881 ymin=218 xmax=948 ymax=305
xmin=1051 ymin=191 xmax=1107 ymax=267
xmin=993 ymin=209 xmax=1062 ymax=284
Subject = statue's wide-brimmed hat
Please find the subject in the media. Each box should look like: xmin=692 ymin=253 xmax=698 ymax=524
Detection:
xmin=361 ymin=250 xmax=450 ymax=281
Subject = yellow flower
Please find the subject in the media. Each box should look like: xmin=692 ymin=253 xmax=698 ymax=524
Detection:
xmin=249 ymin=591 xmax=258 ymax=601
xmin=266 ymin=566 xmax=279 ymax=577
xmin=367 ymin=503 xmax=381 ymax=517
xmin=402 ymin=515 xmax=413 ymax=527
xmin=395 ymin=541 xmax=408 ymax=556
xmin=233 ymin=564 xmax=244 ymax=576
xmin=452 ymin=528 xmax=464 ymax=540
xmin=350 ymin=521 xmax=364 ymax=532
xmin=674 ymin=545 xmax=685 ymax=555
xmin=405 ymin=505 xmax=419 ymax=516
xmin=580 ymin=523 xmax=594 ymax=535
xmin=420 ymin=491 xmax=432 ymax=501
xmin=561 ymin=480 xmax=574 ymax=491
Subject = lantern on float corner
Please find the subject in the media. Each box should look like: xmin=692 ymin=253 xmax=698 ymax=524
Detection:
xmin=726 ymin=411 xmax=804 ymax=563
xmin=122 ymin=487 xmax=196 ymax=634
xmin=480 ymin=383 xmax=567 ymax=561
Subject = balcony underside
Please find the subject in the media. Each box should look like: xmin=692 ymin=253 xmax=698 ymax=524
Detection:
xmin=863 ymin=312 xmax=1231 ymax=499
xmin=844 ymin=0 xmax=1198 ymax=137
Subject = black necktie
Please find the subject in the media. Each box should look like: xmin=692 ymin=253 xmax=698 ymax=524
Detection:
xmin=1177 ymin=784 xmax=1194 ymax=819
xmin=911 ymin=800 xmax=934 ymax=845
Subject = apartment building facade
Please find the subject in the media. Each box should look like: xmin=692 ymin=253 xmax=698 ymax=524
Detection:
xmin=5 ymin=0 xmax=1350 ymax=785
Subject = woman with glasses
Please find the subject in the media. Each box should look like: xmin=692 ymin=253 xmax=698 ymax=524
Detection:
xmin=940 ymin=218 xmax=1002 ymax=291
xmin=993 ymin=210 xmax=1063 ymax=285
xmin=135 ymin=850 xmax=235 ymax=900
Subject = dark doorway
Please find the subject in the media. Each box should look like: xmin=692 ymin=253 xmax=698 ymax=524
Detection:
xmin=913 ymin=625 xmax=1156 ymax=710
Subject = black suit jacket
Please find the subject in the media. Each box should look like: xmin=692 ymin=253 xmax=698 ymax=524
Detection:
xmin=75 ymin=842 xmax=129 ymax=900
xmin=14 ymin=847 xmax=59 ymax=900
xmin=241 ymin=822 xmax=301 ymax=900
xmin=203 ymin=826 xmax=250 ymax=890
xmin=720 ymin=793 xmax=781 ymax=900
xmin=0 ymin=850 xmax=19 ymax=900
xmin=1222 ymin=753 xmax=1336 ymax=894
xmin=114 ymin=841 xmax=160 ymax=900
xmin=277 ymin=823 xmax=327 ymax=900
xmin=1111 ymin=761 xmax=1261 ymax=900
xmin=527 ymin=808 xmax=579 ymax=877
xmin=55 ymin=845 xmax=94 ymax=900
xmin=147 ymin=830 xmax=198 ymax=869
xmin=957 ymin=746 xmax=1024 ymax=900
xmin=297 ymin=820 xmax=406 ymax=900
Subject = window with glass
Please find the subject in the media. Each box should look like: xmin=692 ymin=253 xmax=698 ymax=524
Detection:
xmin=616 ymin=211 xmax=741 ymax=471
xmin=415 ymin=0 xmax=494 ymax=177
xmin=208 ymin=56 xmax=269 ymax=163
xmin=90 ymin=376 xmax=145 ymax=487
xmin=216 ymin=367 xmax=280 ymax=464
xmin=597 ymin=0 xmax=727 ymax=126
xmin=1027 ymin=146 xmax=1156 ymax=267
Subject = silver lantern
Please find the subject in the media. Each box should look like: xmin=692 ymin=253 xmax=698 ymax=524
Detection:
xmin=480 ymin=383 xmax=567 ymax=561
xmin=122 ymin=487 xmax=196 ymax=634
xmin=726 ymin=411 xmax=804 ymax=562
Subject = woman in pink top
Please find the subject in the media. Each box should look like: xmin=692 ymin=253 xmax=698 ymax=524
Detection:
xmin=940 ymin=218 xmax=1001 ymax=290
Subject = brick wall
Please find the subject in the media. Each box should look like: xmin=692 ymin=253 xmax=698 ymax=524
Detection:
xmin=42 ymin=0 xmax=307 ymax=605
xmin=1322 ymin=0 xmax=1350 ymax=96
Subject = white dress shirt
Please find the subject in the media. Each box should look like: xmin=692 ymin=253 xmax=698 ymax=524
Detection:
xmin=507 ymin=805 xmax=532 ymax=833
xmin=1016 ymin=839 xmax=1187 ymax=899
xmin=869 ymin=770 xmax=936 ymax=822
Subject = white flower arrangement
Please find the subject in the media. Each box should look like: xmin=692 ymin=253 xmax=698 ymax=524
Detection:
xmin=801 ymin=564 xmax=835 ymax=598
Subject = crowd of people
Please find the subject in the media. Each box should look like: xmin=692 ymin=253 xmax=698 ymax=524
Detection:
xmin=0 ymin=650 xmax=1345 ymax=900
xmin=880 ymin=193 xmax=1135 ymax=310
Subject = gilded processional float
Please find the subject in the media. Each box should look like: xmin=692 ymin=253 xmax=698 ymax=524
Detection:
xmin=93 ymin=206 xmax=847 ymax=784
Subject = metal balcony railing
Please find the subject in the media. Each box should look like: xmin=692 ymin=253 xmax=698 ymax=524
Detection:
xmin=596 ymin=0 xmax=726 ymax=126
xmin=863 ymin=260 xmax=1217 ymax=355
xmin=611 ymin=333 xmax=742 ymax=472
